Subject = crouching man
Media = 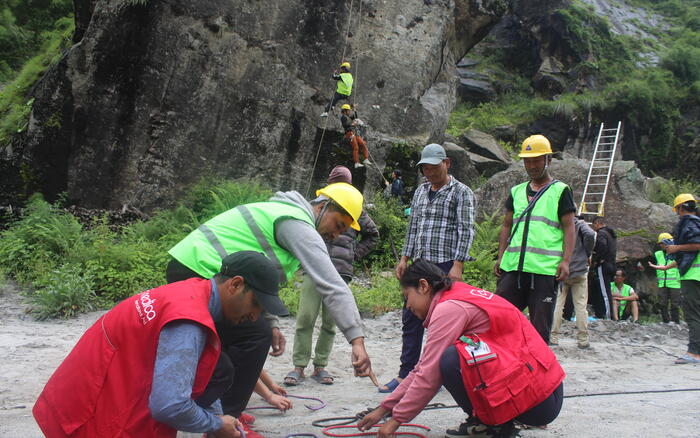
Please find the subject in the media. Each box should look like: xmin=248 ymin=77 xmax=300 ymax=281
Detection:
xmin=33 ymin=251 xmax=288 ymax=438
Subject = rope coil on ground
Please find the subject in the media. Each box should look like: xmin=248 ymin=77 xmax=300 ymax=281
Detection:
xmin=322 ymin=423 xmax=430 ymax=438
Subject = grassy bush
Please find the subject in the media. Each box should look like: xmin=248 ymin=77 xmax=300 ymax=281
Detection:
xmin=29 ymin=264 xmax=98 ymax=320
xmin=0 ymin=179 xmax=275 ymax=318
xmin=351 ymin=274 xmax=403 ymax=316
xmin=647 ymin=177 xmax=700 ymax=206
xmin=462 ymin=213 xmax=501 ymax=292
xmin=363 ymin=193 xmax=408 ymax=269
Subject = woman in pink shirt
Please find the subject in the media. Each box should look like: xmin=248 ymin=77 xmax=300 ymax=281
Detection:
xmin=359 ymin=260 xmax=564 ymax=438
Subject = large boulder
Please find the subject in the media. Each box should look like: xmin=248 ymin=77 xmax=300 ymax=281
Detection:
xmin=460 ymin=129 xmax=513 ymax=164
xmin=443 ymin=142 xmax=479 ymax=186
xmin=3 ymin=0 xmax=509 ymax=210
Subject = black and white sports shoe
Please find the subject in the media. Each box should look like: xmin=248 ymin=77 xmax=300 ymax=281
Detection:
xmin=445 ymin=418 xmax=516 ymax=437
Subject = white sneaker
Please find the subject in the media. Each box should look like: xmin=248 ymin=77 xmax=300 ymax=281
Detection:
xmin=320 ymin=112 xmax=328 ymax=117
xmin=362 ymin=158 xmax=371 ymax=166
xmin=354 ymin=162 xmax=364 ymax=168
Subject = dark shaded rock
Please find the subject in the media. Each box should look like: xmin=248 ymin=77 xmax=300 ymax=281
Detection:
xmin=467 ymin=152 xmax=508 ymax=177
xmin=456 ymin=57 xmax=479 ymax=68
xmin=492 ymin=125 xmax=516 ymax=143
xmin=443 ymin=142 xmax=479 ymax=187
xmin=460 ymin=129 xmax=512 ymax=163
xmin=457 ymin=78 xmax=496 ymax=103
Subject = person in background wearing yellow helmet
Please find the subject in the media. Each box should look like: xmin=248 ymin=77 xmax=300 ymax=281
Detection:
xmin=340 ymin=104 xmax=371 ymax=168
xmin=494 ymin=134 xmax=576 ymax=344
xmin=164 ymin=183 xmax=374 ymax=434
xmin=649 ymin=194 xmax=700 ymax=364
xmin=653 ymin=232 xmax=682 ymax=324
xmin=320 ymin=61 xmax=353 ymax=117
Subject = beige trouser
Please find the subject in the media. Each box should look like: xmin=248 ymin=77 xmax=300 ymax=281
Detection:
xmin=551 ymin=273 xmax=589 ymax=344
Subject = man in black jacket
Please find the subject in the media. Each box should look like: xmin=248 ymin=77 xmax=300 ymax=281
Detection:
xmin=590 ymin=217 xmax=617 ymax=319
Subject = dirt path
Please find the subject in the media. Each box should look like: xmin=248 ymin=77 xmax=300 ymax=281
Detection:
xmin=1 ymin=284 xmax=699 ymax=438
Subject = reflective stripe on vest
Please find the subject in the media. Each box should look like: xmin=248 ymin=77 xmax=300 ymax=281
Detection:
xmin=681 ymin=252 xmax=700 ymax=282
xmin=654 ymin=250 xmax=681 ymax=288
xmin=500 ymin=181 xmax=568 ymax=276
xmin=336 ymin=72 xmax=353 ymax=95
xmin=169 ymin=200 xmax=315 ymax=282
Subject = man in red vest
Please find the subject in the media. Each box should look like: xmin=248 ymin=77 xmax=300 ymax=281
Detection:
xmin=33 ymin=251 xmax=288 ymax=438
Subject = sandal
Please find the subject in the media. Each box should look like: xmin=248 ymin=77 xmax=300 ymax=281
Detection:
xmin=378 ymin=378 xmax=401 ymax=393
xmin=674 ymin=354 xmax=700 ymax=364
xmin=283 ymin=369 xmax=305 ymax=386
xmin=311 ymin=368 xmax=334 ymax=385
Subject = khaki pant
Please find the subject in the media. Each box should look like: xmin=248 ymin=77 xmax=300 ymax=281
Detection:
xmin=551 ymin=273 xmax=589 ymax=344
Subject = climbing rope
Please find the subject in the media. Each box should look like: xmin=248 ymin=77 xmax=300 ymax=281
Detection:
xmin=245 ymin=394 xmax=326 ymax=412
xmin=322 ymin=423 xmax=430 ymax=438
xmin=306 ymin=0 xmax=358 ymax=197
xmin=563 ymin=387 xmax=700 ymax=399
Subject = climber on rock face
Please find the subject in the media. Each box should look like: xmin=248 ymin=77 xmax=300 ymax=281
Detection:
xmin=320 ymin=61 xmax=353 ymax=117
xmin=340 ymin=104 xmax=370 ymax=168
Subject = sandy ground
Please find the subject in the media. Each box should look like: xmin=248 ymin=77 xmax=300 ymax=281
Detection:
xmin=1 ymin=284 xmax=699 ymax=438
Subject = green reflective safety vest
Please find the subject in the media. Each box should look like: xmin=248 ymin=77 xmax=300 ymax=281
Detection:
xmin=500 ymin=181 xmax=568 ymax=276
xmin=336 ymin=72 xmax=353 ymax=96
xmin=610 ymin=282 xmax=633 ymax=317
xmin=680 ymin=251 xmax=700 ymax=282
xmin=168 ymin=201 xmax=315 ymax=284
xmin=654 ymin=250 xmax=681 ymax=289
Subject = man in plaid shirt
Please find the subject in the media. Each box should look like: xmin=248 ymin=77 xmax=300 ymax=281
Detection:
xmin=379 ymin=143 xmax=475 ymax=393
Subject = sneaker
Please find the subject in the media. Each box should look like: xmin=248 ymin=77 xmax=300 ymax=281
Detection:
xmin=362 ymin=158 xmax=372 ymax=166
xmin=354 ymin=162 xmax=364 ymax=168
xmin=320 ymin=112 xmax=328 ymax=117
xmin=446 ymin=417 xmax=514 ymax=437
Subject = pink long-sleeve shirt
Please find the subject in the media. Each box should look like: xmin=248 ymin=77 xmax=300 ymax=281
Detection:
xmin=381 ymin=289 xmax=490 ymax=423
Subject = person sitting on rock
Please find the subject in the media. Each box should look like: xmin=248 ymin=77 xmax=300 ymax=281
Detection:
xmin=359 ymin=260 xmax=564 ymax=438
xmin=339 ymin=104 xmax=370 ymax=168
xmin=611 ymin=268 xmax=639 ymax=322
xmin=320 ymin=61 xmax=353 ymax=117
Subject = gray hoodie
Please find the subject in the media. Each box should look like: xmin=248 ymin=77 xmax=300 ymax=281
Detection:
xmin=269 ymin=191 xmax=364 ymax=342
xmin=570 ymin=218 xmax=596 ymax=278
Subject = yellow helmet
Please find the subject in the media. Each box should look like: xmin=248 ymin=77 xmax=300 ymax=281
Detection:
xmin=519 ymin=135 xmax=552 ymax=158
xmin=340 ymin=104 xmax=352 ymax=110
xmin=340 ymin=61 xmax=351 ymax=69
xmin=673 ymin=193 xmax=696 ymax=208
xmin=658 ymin=232 xmax=673 ymax=243
xmin=316 ymin=182 xmax=363 ymax=231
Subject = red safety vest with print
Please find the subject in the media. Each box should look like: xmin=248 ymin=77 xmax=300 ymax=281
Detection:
xmin=33 ymin=278 xmax=221 ymax=438
xmin=440 ymin=283 xmax=565 ymax=425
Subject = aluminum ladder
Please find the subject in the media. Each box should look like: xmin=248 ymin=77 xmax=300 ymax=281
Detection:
xmin=578 ymin=121 xmax=622 ymax=217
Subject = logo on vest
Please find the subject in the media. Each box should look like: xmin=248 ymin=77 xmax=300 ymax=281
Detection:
xmin=470 ymin=289 xmax=494 ymax=300
xmin=134 ymin=291 xmax=157 ymax=325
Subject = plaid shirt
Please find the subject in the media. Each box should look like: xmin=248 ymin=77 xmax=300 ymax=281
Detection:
xmin=401 ymin=176 xmax=475 ymax=263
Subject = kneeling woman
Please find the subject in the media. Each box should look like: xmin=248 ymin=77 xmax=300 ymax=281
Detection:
xmin=359 ymin=260 xmax=564 ymax=437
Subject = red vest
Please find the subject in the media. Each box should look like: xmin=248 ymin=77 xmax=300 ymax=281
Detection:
xmin=33 ymin=278 xmax=221 ymax=438
xmin=440 ymin=282 xmax=565 ymax=425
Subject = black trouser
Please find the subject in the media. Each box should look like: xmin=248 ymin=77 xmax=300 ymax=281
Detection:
xmin=399 ymin=261 xmax=453 ymax=378
xmin=590 ymin=265 xmax=614 ymax=319
xmin=659 ymin=286 xmax=681 ymax=323
xmin=681 ymin=280 xmax=700 ymax=355
xmin=166 ymin=258 xmax=272 ymax=417
xmin=325 ymin=91 xmax=349 ymax=111
xmin=495 ymin=271 xmax=557 ymax=344
xmin=440 ymin=345 xmax=564 ymax=426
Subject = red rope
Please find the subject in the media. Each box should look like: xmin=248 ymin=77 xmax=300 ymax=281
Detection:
xmin=321 ymin=423 xmax=430 ymax=438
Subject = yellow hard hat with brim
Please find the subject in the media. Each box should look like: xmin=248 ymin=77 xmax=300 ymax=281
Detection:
xmin=658 ymin=232 xmax=673 ymax=243
xmin=316 ymin=182 xmax=363 ymax=231
xmin=341 ymin=104 xmax=352 ymax=110
xmin=340 ymin=61 xmax=351 ymax=69
xmin=519 ymin=134 xmax=552 ymax=157
xmin=673 ymin=193 xmax=696 ymax=208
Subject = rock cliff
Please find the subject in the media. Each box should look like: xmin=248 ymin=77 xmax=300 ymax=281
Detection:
xmin=5 ymin=0 xmax=508 ymax=210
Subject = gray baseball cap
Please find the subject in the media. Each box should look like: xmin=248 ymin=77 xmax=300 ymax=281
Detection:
xmin=417 ymin=143 xmax=447 ymax=166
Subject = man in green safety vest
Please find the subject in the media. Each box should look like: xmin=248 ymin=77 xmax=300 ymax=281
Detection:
xmin=320 ymin=61 xmax=353 ymax=117
xmin=494 ymin=134 xmax=576 ymax=344
xmin=649 ymin=193 xmax=700 ymax=364
xmin=165 ymin=182 xmax=375 ymax=424
xmin=610 ymin=268 xmax=639 ymax=322
xmin=654 ymin=232 xmax=681 ymax=323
